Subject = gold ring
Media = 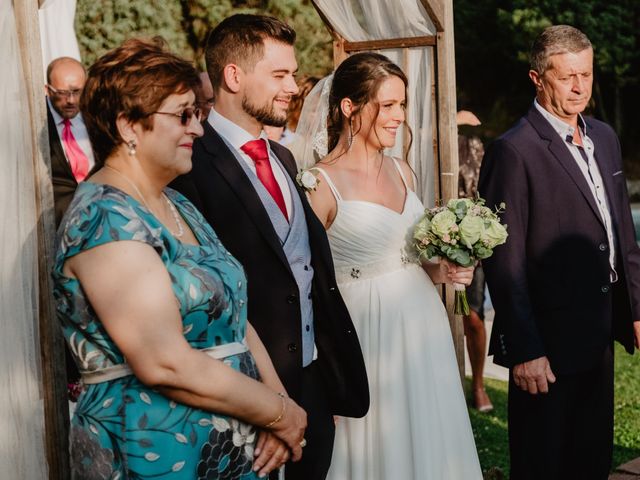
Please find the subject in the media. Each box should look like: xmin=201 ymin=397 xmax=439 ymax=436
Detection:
xmin=299 ymin=438 xmax=307 ymax=448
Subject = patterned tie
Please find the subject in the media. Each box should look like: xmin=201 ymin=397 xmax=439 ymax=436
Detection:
xmin=241 ymin=139 xmax=288 ymax=221
xmin=62 ymin=118 xmax=89 ymax=182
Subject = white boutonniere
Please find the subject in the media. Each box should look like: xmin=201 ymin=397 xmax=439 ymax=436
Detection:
xmin=296 ymin=168 xmax=321 ymax=192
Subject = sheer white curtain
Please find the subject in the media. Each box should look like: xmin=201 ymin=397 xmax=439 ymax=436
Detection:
xmin=311 ymin=0 xmax=437 ymax=205
xmin=0 ymin=2 xmax=48 ymax=479
xmin=39 ymin=0 xmax=81 ymax=80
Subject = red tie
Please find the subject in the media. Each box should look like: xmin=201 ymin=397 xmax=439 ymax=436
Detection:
xmin=61 ymin=118 xmax=89 ymax=182
xmin=241 ymin=139 xmax=288 ymax=221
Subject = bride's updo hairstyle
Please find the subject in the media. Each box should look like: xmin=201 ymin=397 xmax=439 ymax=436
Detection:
xmin=327 ymin=52 xmax=408 ymax=153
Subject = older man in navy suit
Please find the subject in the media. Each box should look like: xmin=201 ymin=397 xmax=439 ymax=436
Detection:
xmin=480 ymin=25 xmax=640 ymax=479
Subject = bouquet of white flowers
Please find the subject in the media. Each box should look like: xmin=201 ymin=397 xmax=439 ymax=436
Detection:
xmin=413 ymin=197 xmax=508 ymax=315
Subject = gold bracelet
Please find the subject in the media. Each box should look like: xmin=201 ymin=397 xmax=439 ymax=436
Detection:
xmin=264 ymin=392 xmax=286 ymax=428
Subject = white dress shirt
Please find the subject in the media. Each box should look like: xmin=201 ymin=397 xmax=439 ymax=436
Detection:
xmin=534 ymin=100 xmax=617 ymax=281
xmin=209 ymin=108 xmax=292 ymax=218
xmin=47 ymin=97 xmax=95 ymax=171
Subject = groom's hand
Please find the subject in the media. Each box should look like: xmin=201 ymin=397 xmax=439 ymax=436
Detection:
xmin=253 ymin=430 xmax=290 ymax=477
xmin=512 ymin=356 xmax=556 ymax=395
xmin=634 ymin=321 xmax=640 ymax=349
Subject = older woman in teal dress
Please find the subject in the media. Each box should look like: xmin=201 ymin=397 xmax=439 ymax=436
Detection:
xmin=52 ymin=38 xmax=306 ymax=479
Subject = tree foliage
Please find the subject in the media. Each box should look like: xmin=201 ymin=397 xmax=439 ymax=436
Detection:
xmin=75 ymin=1 xmax=639 ymax=168
xmin=454 ymin=0 xmax=640 ymax=169
xmin=75 ymin=0 xmax=333 ymax=76
xmin=75 ymin=0 xmax=191 ymax=65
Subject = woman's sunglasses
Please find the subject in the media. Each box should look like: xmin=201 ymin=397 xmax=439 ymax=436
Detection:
xmin=153 ymin=107 xmax=203 ymax=126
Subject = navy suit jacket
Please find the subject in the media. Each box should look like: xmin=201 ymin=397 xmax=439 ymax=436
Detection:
xmin=170 ymin=122 xmax=369 ymax=417
xmin=479 ymin=105 xmax=640 ymax=374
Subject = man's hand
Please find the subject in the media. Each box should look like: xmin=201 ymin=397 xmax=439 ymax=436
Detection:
xmin=253 ymin=430 xmax=290 ymax=478
xmin=512 ymin=356 xmax=556 ymax=394
xmin=634 ymin=320 xmax=640 ymax=349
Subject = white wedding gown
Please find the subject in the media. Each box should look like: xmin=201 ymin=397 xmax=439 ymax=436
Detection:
xmin=317 ymin=160 xmax=483 ymax=480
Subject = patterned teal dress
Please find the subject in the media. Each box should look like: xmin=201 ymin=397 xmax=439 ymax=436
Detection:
xmin=52 ymin=182 xmax=261 ymax=480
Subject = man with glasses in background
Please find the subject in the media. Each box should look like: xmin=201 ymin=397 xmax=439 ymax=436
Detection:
xmin=46 ymin=57 xmax=95 ymax=403
xmin=46 ymin=56 xmax=94 ymax=227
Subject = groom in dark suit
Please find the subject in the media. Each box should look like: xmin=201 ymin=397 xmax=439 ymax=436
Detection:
xmin=171 ymin=14 xmax=368 ymax=480
xmin=480 ymin=25 xmax=640 ymax=479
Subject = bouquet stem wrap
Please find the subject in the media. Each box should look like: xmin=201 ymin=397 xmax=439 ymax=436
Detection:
xmin=453 ymin=282 xmax=469 ymax=316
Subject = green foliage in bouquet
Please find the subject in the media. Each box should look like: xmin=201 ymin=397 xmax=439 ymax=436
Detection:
xmin=413 ymin=198 xmax=508 ymax=267
xmin=413 ymin=197 xmax=508 ymax=315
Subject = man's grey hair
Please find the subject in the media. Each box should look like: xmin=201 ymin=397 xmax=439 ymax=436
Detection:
xmin=530 ymin=25 xmax=592 ymax=75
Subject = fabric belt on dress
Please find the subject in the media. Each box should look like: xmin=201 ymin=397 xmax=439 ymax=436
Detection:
xmin=80 ymin=339 xmax=249 ymax=385
xmin=334 ymin=254 xmax=420 ymax=284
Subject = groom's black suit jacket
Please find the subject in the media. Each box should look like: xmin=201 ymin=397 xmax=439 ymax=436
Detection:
xmin=171 ymin=122 xmax=369 ymax=417
xmin=479 ymin=105 xmax=640 ymax=375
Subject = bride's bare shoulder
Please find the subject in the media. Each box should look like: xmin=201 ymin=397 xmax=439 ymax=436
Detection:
xmin=304 ymin=165 xmax=338 ymax=228
xmin=389 ymin=155 xmax=416 ymax=190
xmin=315 ymin=154 xmax=341 ymax=172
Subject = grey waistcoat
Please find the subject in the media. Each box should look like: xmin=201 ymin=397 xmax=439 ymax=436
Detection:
xmin=228 ymin=141 xmax=316 ymax=366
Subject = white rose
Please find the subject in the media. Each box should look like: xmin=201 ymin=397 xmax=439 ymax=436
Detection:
xmin=301 ymin=171 xmax=317 ymax=188
xmin=297 ymin=169 xmax=320 ymax=191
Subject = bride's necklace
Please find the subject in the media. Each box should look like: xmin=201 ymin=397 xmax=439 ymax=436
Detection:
xmin=104 ymin=164 xmax=184 ymax=238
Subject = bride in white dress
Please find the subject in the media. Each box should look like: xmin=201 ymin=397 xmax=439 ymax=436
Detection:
xmin=301 ymin=52 xmax=483 ymax=479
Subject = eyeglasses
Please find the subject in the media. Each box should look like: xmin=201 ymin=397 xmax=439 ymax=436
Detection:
xmin=47 ymin=85 xmax=83 ymax=98
xmin=153 ymin=107 xmax=203 ymax=126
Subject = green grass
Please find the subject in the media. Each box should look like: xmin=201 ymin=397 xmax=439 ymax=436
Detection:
xmin=466 ymin=377 xmax=509 ymax=478
xmin=466 ymin=343 xmax=640 ymax=478
xmin=612 ymin=342 xmax=640 ymax=468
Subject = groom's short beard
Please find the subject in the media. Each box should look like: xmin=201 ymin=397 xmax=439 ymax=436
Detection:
xmin=242 ymin=96 xmax=287 ymax=128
